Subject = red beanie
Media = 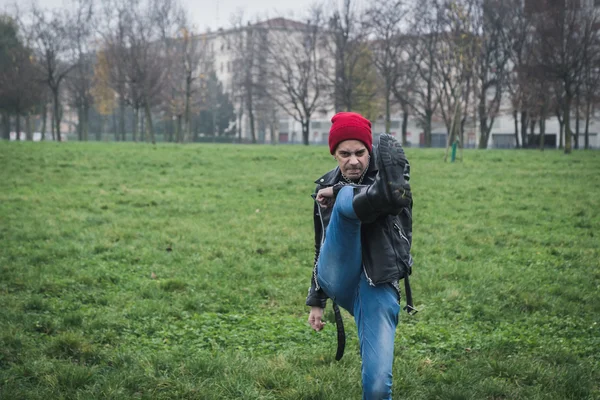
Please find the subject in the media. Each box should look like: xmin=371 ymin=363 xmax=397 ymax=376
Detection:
xmin=328 ymin=112 xmax=372 ymax=154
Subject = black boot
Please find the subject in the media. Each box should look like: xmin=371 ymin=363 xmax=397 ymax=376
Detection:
xmin=353 ymin=134 xmax=411 ymax=223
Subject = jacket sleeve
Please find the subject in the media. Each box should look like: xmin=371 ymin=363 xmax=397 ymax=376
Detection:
xmin=305 ymin=186 xmax=328 ymax=309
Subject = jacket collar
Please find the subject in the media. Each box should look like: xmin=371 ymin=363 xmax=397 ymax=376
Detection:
xmin=314 ymin=156 xmax=378 ymax=186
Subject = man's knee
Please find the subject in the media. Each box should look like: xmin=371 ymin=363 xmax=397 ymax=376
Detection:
xmin=362 ymin=371 xmax=392 ymax=400
xmin=362 ymin=385 xmax=391 ymax=400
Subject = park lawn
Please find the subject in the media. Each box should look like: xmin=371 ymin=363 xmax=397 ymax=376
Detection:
xmin=0 ymin=141 xmax=598 ymax=400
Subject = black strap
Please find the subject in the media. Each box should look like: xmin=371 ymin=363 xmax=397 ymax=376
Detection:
xmin=403 ymin=275 xmax=418 ymax=315
xmin=333 ymin=302 xmax=345 ymax=361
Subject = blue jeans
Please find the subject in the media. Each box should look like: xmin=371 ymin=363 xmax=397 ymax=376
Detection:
xmin=316 ymin=186 xmax=400 ymax=400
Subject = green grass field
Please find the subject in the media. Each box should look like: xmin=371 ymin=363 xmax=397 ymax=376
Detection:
xmin=0 ymin=142 xmax=599 ymax=399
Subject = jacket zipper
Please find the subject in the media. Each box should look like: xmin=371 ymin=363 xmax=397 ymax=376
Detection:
xmin=313 ymin=202 xmax=327 ymax=291
xmin=389 ymin=220 xmax=404 ymax=282
xmin=394 ymin=223 xmax=410 ymax=246
xmin=394 ymin=222 xmax=413 ymax=274
xmin=316 ymin=204 xmax=326 ymax=247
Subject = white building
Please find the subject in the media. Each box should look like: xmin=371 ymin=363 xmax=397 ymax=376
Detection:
xmin=197 ymin=17 xmax=599 ymax=149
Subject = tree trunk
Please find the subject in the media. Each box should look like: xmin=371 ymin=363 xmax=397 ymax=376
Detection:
xmin=133 ymin=107 xmax=139 ymax=142
xmin=237 ymin=100 xmax=244 ymax=144
xmin=385 ymin=85 xmax=391 ymax=133
xmin=77 ymin=107 xmax=83 ymax=141
xmin=185 ymin=75 xmax=192 ymax=143
xmin=53 ymin=91 xmax=62 ymax=142
xmin=564 ymin=94 xmax=572 ymax=154
xmin=424 ymin=110 xmax=432 ymax=147
xmin=177 ymin=115 xmax=182 ymax=143
xmin=247 ymin=95 xmax=256 ymax=144
xmin=212 ymin=104 xmax=218 ymax=138
xmin=401 ymin=106 xmax=409 ymax=147
xmin=478 ymin=104 xmax=489 ymax=149
xmin=140 ymin=110 xmax=145 ymax=142
xmin=477 ymin=86 xmax=488 ymax=149
xmin=25 ymin=113 xmax=32 ymax=141
xmin=1 ymin=111 xmax=10 ymax=140
xmin=112 ymin=113 xmax=118 ymax=141
xmin=446 ymin=98 xmax=461 ymax=159
xmin=301 ymin=120 xmax=310 ymax=145
xmin=16 ymin=113 xmax=21 ymax=141
xmin=41 ymin=103 xmax=47 ymax=141
xmin=520 ymin=111 xmax=528 ymax=148
xmin=513 ymin=110 xmax=520 ymax=148
xmin=144 ymin=103 xmax=155 ymax=145
xmin=51 ymin=107 xmax=56 ymax=141
xmin=539 ymin=119 xmax=545 ymax=151
xmin=574 ymin=94 xmax=580 ymax=150
xmin=83 ymin=104 xmax=89 ymax=141
xmin=270 ymin=118 xmax=277 ymax=145
xmin=584 ymin=100 xmax=591 ymax=150
xmin=119 ymin=100 xmax=126 ymax=141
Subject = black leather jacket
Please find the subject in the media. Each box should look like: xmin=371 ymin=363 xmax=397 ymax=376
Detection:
xmin=305 ymin=155 xmax=413 ymax=309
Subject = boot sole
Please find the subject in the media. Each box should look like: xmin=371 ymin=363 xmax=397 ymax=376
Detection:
xmin=377 ymin=134 xmax=407 ymax=201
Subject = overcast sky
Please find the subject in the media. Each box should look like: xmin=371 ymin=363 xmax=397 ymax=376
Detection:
xmin=0 ymin=0 xmax=341 ymax=32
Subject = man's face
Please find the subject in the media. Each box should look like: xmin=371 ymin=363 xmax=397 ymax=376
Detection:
xmin=334 ymin=140 xmax=369 ymax=181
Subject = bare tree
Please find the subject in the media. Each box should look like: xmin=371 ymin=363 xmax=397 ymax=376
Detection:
xmin=472 ymin=0 xmax=511 ymax=149
xmin=90 ymin=49 xmax=117 ymax=140
xmin=435 ymin=0 xmax=477 ymax=157
xmin=153 ymin=0 xmax=206 ymax=143
xmin=66 ymin=0 xmax=94 ymax=141
xmin=530 ymin=0 xmax=600 ymax=154
xmin=324 ymin=0 xmax=376 ymax=114
xmin=503 ymin=0 xmax=531 ymax=148
xmin=389 ymin=34 xmax=418 ymax=146
xmin=97 ymin=0 xmax=129 ymax=140
xmin=265 ymin=13 xmax=326 ymax=145
xmin=581 ymin=46 xmax=600 ymax=150
xmin=0 ymin=14 xmax=44 ymax=141
xmin=405 ymin=0 xmax=443 ymax=147
xmin=228 ymin=13 xmax=263 ymax=143
xmin=161 ymin=26 xmax=212 ymax=143
xmin=25 ymin=4 xmax=78 ymax=142
xmin=99 ymin=0 xmax=170 ymax=144
xmin=365 ymin=0 xmax=408 ymax=133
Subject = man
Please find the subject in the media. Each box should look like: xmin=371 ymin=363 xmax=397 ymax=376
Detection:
xmin=306 ymin=111 xmax=414 ymax=400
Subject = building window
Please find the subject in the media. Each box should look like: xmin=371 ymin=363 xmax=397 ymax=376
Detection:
xmin=492 ymin=134 xmax=516 ymax=149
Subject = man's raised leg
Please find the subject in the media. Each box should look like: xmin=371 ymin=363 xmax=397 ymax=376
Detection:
xmin=316 ymin=185 xmax=363 ymax=313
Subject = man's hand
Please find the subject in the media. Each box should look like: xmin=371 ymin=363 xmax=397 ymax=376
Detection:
xmin=308 ymin=306 xmax=326 ymax=331
xmin=316 ymin=187 xmax=335 ymax=208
